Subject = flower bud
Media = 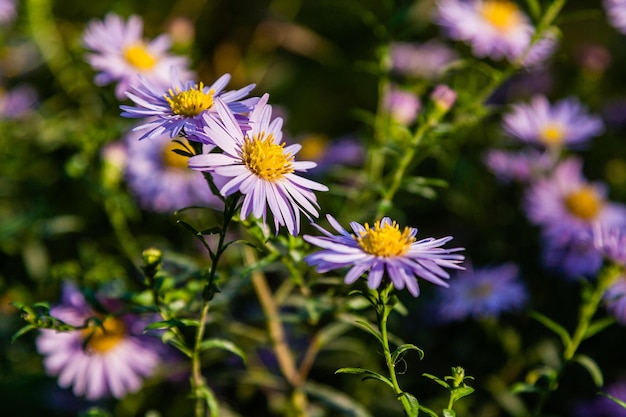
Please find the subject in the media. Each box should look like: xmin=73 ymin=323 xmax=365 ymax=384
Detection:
xmin=430 ymin=84 xmax=457 ymax=112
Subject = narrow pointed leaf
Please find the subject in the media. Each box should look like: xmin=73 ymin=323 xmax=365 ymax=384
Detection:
xmin=529 ymin=310 xmax=571 ymax=347
xmin=572 ymin=354 xmax=603 ymax=387
xmin=423 ymin=373 xmax=450 ymax=389
xmin=584 ymin=317 xmax=616 ymax=339
xmin=11 ymin=324 xmax=36 ymax=343
xmin=392 ymin=343 xmax=425 ymax=364
xmin=199 ymin=338 xmax=247 ymax=363
xmin=399 ymin=392 xmax=420 ymax=417
xmin=352 ymin=319 xmax=383 ymax=345
xmin=335 ymin=368 xmax=394 ymax=389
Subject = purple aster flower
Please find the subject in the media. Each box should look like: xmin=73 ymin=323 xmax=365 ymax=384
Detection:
xmin=525 ymin=157 xmax=626 ymax=240
xmin=503 ymin=95 xmax=604 ymax=149
xmin=604 ymin=0 xmax=626 ymax=35
xmin=483 ymin=148 xmax=553 ymax=183
xmin=122 ymin=123 xmax=223 ymax=213
xmin=594 ymin=223 xmax=626 ymax=267
xmin=521 ymin=29 xmax=559 ymax=68
xmin=0 ymin=0 xmax=16 ymax=25
xmin=294 ymin=134 xmax=364 ymax=175
xmin=389 ymin=40 xmax=458 ymax=79
xmin=303 ymin=214 xmax=464 ymax=297
xmin=83 ymin=13 xmax=193 ymax=100
xmin=436 ymin=0 xmax=533 ymax=61
xmin=383 ymin=85 xmax=421 ymax=125
xmin=434 ymin=262 xmax=527 ymax=322
xmin=36 ymin=282 xmax=163 ymax=400
xmin=0 ymin=84 xmax=37 ymax=119
xmin=541 ymin=229 xmax=603 ymax=279
xmin=605 ymin=274 xmax=626 ymax=325
xmin=188 ymin=94 xmax=328 ymax=235
xmin=120 ymin=69 xmax=258 ymax=141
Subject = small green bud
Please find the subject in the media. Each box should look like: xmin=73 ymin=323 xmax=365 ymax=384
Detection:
xmin=142 ymin=248 xmax=162 ymax=268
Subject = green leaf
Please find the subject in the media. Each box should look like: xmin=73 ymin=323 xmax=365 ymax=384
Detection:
xmin=451 ymin=385 xmax=474 ymax=404
xmin=335 ymin=368 xmax=394 ymax=389
xmin=352 ymin=319 xmax=383 ymax=345
xmin=145 ymin=318 xmax=199 ymax=331
xmin=584 ymin=317 xmax=616 ymax=339
xmin=399 ymin=392 xmax=420 ymax=417
xmin=391 ymin=343 xmax=425 ymax=364
xmin=11 ymin=324 xmax=36 ymax=343
xmin=529 ymin=310 xmax=571 ymax=347
xmin=571 ymin=354 xmax=603 ymax=387
xmin=200 ymin=226 xmax=222 ymax=235
xmin=160 ymin=330 xmax=192 ymax=357
xmin=199 ymin=338 xmax=247 ymax=363
xmin=418 ymin=405 xmax=439 ymax=417
xmin=600 ymin=392 xmax=626 ymax=409
xmin=423 ymin=372 xmax=450 ymax=389
xmin=510 ymin=382 xmax=541 ymax=394
xmin=443 ymin=409 xmax=456 ymax=417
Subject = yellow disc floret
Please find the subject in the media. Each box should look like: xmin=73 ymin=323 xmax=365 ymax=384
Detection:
xmin=162 ymin=141 xmax=189 ymax=169
xmin=356 ymin=220 xmax=415 ymax=257
xmin=123 ymin=43 xmax=157 ymax=70
xmin=480 ymin=0 xmax=523 ymax=32
xmin=539 ymin=123 xmax=565 ymax=146
xmin=165 ymin=84 xmax=215 ymax=117
xmin=564 ymin=186 xmax=603 ymax=221
xmin=82 ymin=317 xmax=126 ymax=353
xmin=242 ymin=132 xmax=294 ymax=181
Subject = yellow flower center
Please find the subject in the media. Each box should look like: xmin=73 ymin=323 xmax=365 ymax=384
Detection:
xmin=165 ymin=83 xmax=215 ymax=117
xmin=356 ymin=220 xmax=415 ymax=257
xmin=563 ymin=186 xmax=603 ymax=221
xmin=123 ymin=44 xmax=157 ymax=70
xmin=298 ymin=134 xmax=329 ymax=161
xmin=241 ymin=132 xmax=294 ymax=181
xmin=162 ymin=141 xmax=189 ymax=169
xmin=480 ymin=0 xmax=522 ymax=32
xmin=82 ymin=317 xmax=126 ymax=353
xmin=539 ymin=123 xmax=565 ymax=146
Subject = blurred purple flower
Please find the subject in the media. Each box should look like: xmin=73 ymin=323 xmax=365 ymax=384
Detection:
xmin=294 ymin=134 xmax=364 ymax=174
xmin=303 ymin=215 xmax=464 ymax=297
xmin=122 ymin=123 xmax=223 ymax=213
xmin=604 ymin=0 xmax=626 ymax=34
xmin=430 ymin=84 xmax=457 ymax=112
xmin=525 ymin=157 xmax=626 ymax=240
xmin=120 ymin=69 xmax=258 ymax=141
xmin=0 ymin=0 xmax=16 ymax=25
xmin=483 ymin=149 xmax=552 ymax=183
xmin=594 ymin=223 xmax=626 ymax=267
xmin=188 ymin=94 xmax=328 ymax=236
xmin=541 ymin=230 xmax=603 ymax=279
xmin=436 ymin=0 xmax=532 ymax=61
xmin=503 ymin=95 xmax=604 ymax=149
xmin=389 ymin=40 xmax=458 ymax=79
xmin=434 ymin=262 xmax=527 ymax=322
xmin=36 ymin=282 xmax=163 ymax=400
xmin=83 ymin=13 xmax=193 ymax=100
xmin=0 ymin=84 xmax=37 ymax=119
xmin=383 ymin=85 xmax=421 ymax=125
xmin=605 ymin=274 xmax=626 ymax=325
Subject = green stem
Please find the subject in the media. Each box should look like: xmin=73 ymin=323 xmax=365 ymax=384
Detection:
xmin=376 ymin=284 xmax=413 ymax=415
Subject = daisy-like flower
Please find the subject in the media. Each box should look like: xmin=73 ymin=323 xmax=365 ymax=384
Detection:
xmin=120 ymin=70 xmax=258 ymax=141
xmin=389 ymin=40 xmax=458 ymax=80
xmin=36 ymin=282 xmax=163 ymax=400
xmin=593 ymin=223 xmax=626 ymax=267
xmin=525 ymin=157 xmax=626 ymax=239
xmin=122 ymin=123 xmax=223 ymax=213
xmin=484 ymin=148 xmax=552 ymax=183
xmin=434 ymin=263 xmax=527 ymax=322
xmin=294 ymin=134 xmax=364 ymax=175
xmin=436 ymin=0 xmax=533 ymax=61
xmin=303 ymin=214 xmax=464 ymax=297
xmin=605 ymin=274 xmax=626 ymax=325
xmin=503 ymin=95 xmax=604 ymax=149
xmin=0 ymin=84 xmax=37 ymax=119
xmin=188 ymin=94 xmax=328 ymax=235
xmin=604 ymin=0 xmax=626 ymax=35
xmin=83 ymin=13 xmax=193 ymax=100
xmin=542 ymin=230 xmax=603 ymax=279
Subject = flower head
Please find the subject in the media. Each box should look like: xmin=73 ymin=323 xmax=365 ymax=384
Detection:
xmin=36 ymin=282 xmax=163 ymax=400
xmin=389 ymin=40 xmax=458 ymax=79
xmin=83 ymin=14 xmax=193 ymax=100
xmin=593 ymin=223 xmax=626 ymax=267
xmin=121 ymin=123 xmax=223 ymax=213
xmin=120 ymin=70 xmax=258 ymax=141
xmin=604 ymin=0 xmax=626 ymax=35
xmin=503 ymin=95 xmax=604 ymax=149
xmin=303 ymin=215 xmax=464 ymax=297
xmin=525 ymin=158 xmax=626 ymax=239
xmin=188 ymin=94 xmax=328 ymax=235
xmin=436 ymin=0 xmax=533 ymax=61
xmin=434 ymin=263 xmax=527 ymax=322
xmin=294 ymin=134 xmax=364 ymax=175
xmin=383 ymin=85 xmax=421 ymax=125
xmin=483 ymin=148 xmax=552 ymax=183
xmin=0 ymin=84 xmax=37 ymax=119
xmin=0 ymin=0 xmax=16 ymax=25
